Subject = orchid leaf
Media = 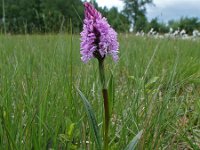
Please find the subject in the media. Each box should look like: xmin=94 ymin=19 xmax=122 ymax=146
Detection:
xmin=76 ymin=88 xmax=102 ymax=149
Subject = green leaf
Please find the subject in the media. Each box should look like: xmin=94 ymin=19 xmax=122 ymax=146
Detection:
xmin=108 ymin=73 xmax=114 ymax=116
xmin=67 ymin=123 xmax=75 ymax=139
xmin=76 ymin=88 xmax=102 ymax=150
xmin=128 ymin=76 xmax=135 ymax=81
xmin=124 ymin=130 xmax=143 ymax=150
xmin=145 ymin=77 xmax=159 ymax=88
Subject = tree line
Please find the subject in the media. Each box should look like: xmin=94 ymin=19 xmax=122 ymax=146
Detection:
xmin=0 ymin=0 xmax=200 ymax=34
xmin=136 ymin=17 xmax=200 ymax=35
xmin=0 ymin=0 xmax=130 ymax=34
xmin=0 ymin=0 xmax=84 ymax=33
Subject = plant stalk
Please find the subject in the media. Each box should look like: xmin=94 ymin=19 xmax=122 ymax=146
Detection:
xmin=98 ymin=59 xmax=109 ymax=150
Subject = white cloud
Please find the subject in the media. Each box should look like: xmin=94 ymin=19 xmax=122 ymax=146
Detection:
xmin=147 ymin=0 xmax=200 ymax=22
xmin=88 ymin=0 xmax=200 ymax=22
xmin=95 ymin=0 xmax=124 ymax=10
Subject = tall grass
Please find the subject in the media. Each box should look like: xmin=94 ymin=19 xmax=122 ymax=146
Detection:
xmin=0 ymin=34 xmax=199 ymax=149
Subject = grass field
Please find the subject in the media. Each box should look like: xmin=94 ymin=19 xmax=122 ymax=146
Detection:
xmin=0 ymin=34 xmax=200 ymax=149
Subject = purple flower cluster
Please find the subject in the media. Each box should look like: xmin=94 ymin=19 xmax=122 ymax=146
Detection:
xmin=80 ymin=2 xmax=119 ymax=63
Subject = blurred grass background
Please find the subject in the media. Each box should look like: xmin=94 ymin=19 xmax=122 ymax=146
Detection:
xmin=0 ymin=34 xmax=200 ymax=149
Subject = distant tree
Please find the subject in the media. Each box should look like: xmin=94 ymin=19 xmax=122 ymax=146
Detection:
xmin=89 ymin=2 xmax=130 ymax=32
xmin=41 ymin=0 xmax=84 ymax=32
xmin=168 ymin=17 xmax=200 ymax=34
xmin=134 ymin=15 xmax=148 ymax=31
xmin=122 ymin=0 xmax=153 ymax=31
xmin=0 ymin=0 xmax=84 ymax=33
xmin=100 ymin=7 xmax=130 ymax=32
xmin=147 ymin=18 xmax=160 ymax=31
xmin=0 ymin=0 xmax=131 ymax=33
xmin=179 ymin=17 xmax=200 ymax=34
xmin=147 ymin=18 xmax=168 ymax=33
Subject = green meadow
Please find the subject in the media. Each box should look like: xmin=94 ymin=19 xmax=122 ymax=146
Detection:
xmin=0 ymin=34 xmax=200 ymax=149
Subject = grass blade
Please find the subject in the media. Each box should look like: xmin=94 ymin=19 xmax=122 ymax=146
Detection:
xmin=0 ymin=106 xmax=18 ymax=150
xmin=124 ymin=130 xmax=143 ymax=150
xmin=76 ymin=88 xmax=102 ymax=149
xmin=108 ymin=73 xmax=114 ymax=116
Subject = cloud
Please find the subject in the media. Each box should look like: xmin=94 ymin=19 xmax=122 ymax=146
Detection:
xmin=96 ymin=0 xmax=124 ymax=10
xmin=91 ymin=0 xmax=200 ymax=22
xmin=147 ymin=0 xmax=200 ymax=22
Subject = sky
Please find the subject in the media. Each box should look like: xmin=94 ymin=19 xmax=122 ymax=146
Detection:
xmin=94 ymin=0 xmax=200 ymax=22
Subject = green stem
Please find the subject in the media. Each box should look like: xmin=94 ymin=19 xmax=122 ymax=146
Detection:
xmin=102 ymin=89 xmax=109 ymax=150
xmin=98 ymin=59 xmax=106 ymax=89
xmin=98 ymin=60 xmax=109 ymax=150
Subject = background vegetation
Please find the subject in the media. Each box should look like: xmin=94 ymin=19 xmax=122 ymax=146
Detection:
xmin=0 ymin=0 xmax=200 ymax=149
xmin=0 ymin=0 xmax=200 ymax=34
xmin=0 ymin=34 xmax=200 ymax=149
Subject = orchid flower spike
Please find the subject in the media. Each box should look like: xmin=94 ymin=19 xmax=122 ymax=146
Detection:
xmin=80 ymin=2 xmax=119 ymax=63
